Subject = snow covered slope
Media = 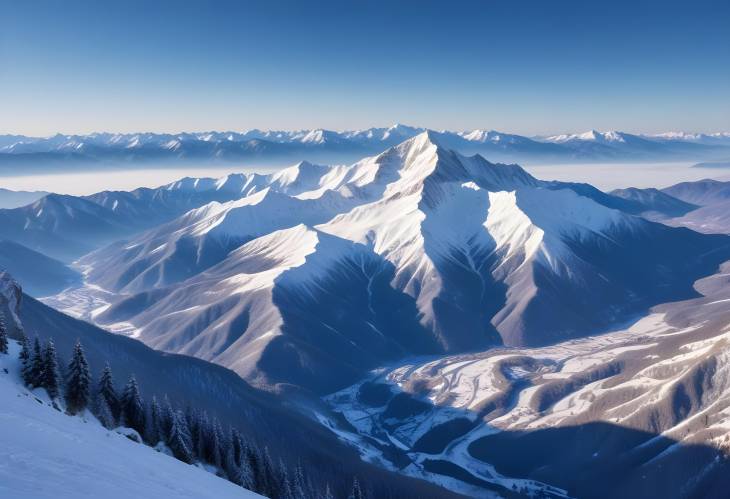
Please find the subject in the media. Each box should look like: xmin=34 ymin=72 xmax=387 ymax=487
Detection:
xmin=0 ymin=342 xmax=260 ymax=499
xmin=52 ymin=133 xmax=730 ymax=394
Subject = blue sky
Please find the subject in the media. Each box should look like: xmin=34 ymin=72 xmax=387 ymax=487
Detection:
xmin=1 ymin=0 xmax=728 ymax=136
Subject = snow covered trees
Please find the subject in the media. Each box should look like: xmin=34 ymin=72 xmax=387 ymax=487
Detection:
xmin=42 ymin=339 xmax=60 ymax=399
xmin=64 ymin=340 xmax=91 ymax=414
xmin=94 ymin=363 xmax=119 ymax=428
xmin=24 ymin=336 xmax=61 ymax=399
xmin=97 ymin=363 xmax=119 ymax=420
xmin=225 ymin=428 xmax=254 ymax=489
xmin=167 ymin=409 xmax=194 ymax=463
xmin=13 ymin=338 xmax=357 ymax=499
xmin=0 ymin=311 xmax=8 ymax=354
xmin=96 ymin=395 xmax=116 ymax=429
xmin=120 ymin=375 xmax=145 ymax=435
xmin=147 ymin=395 xmax=162 ymax=445
xmin=29 ymin=336 xmax=44 ymax=387
xmin=348 ymin=477 xmax=365 ymax=499
xmin=19 ymin=332 xmax=32 ymax=385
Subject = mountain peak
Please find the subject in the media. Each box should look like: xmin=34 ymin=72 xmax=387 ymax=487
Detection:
xmin=404 ymin=129 xmax=444 ymax=148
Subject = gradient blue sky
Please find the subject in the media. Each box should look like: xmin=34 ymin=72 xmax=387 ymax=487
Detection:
xmin=2 ymin=0 xmax=729 ymax=136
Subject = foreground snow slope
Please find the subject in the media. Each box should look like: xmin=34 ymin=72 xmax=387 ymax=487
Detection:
xmin=0 ymin=342 xmax=260 ymax=499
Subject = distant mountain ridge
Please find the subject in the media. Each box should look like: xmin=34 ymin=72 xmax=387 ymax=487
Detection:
xmin=1 ymin=125 xmax=728 ymax=171
xmin=0 ymin=188 xmax=48 ymax=209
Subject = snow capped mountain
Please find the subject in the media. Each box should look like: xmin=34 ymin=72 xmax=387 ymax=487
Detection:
xmin=646 ymin=131 xmax=730 ymax=145
xmin=545 ymin=129 xmax=630 ymax=143
xmin=55 ymin=133 xmax=730 ymax=395
xmin=538 ymin=128 xmax=728 ymax=160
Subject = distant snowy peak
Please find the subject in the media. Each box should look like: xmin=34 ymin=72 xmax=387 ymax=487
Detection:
xmin=544 ymin=129 xmax=629 ymax=143
xmin=458 ymin=129 xmax=529 ymax=144
xmin=645 ymin=131 xmax=730 ymax=144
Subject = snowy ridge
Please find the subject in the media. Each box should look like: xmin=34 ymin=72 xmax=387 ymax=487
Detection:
xmin=545 ymin=130 xmax=629 ymax=143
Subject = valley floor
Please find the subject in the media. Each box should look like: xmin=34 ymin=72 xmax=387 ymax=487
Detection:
xmin=319 ymin=270 xmax=730 ymax=498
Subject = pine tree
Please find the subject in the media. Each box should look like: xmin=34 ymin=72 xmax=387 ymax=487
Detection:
xmin=64 ymin=340 xmax=91 ymax=414
xmin=249 ymin=444 xmax=273 ymax=497
xmin=212 ymin=419 xmax=225 ymax=468
xmin=97 ymin=364 xmax=119 ymax=422
xmin=348 ymin=477 xmax=364 ymax=499
xmin=30 ymin=336 xmax=45 ymax=387
xmin=167 ymin=409 xmax=194 ymax=464
xmin=147 ymin=395 xmax=161 ymax=445
xmin=160 ymin=395 xmax=175 ymax=444
xmin=293 ymin=462 xmax=308 ymax=499
xmin=225 ymin=442 xmax=254 ymax=489
xmin=187 ymin=406 xmax=200 ymax=455
xmin=0 ymin=311 xmax=8 ymax=354
xmin=95 ymin=394 xmax=115 ymax=429
xmin=278 ymin=461 xmax=294 ymax=499
xmin=195 ymin=411 xmax=209 ymax=461
xmin=230 ymin=427 xmax=244 ymax=466
xmin=184 ymin=405 xmax=196 ymax=431
xmin=42 ymin=339 xmax=61 ymax=399
xmin=322 ymin=483 xmax=334 ymax=499
xmin=120 ymin=375 xmax=145 ymax=435
xmin=259 ymin=447 xmax=277 ymax=498
xmin=19 ymin=331 xmax=32 ymax=386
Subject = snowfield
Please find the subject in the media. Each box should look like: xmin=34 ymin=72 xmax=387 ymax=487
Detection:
xmin=0 ymin=342 xmax=261 ymax=499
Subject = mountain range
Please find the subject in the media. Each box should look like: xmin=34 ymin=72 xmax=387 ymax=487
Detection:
xmin=1 ymin=126 xmax=729 ymax=173
xmin=20 ymin=132 xmax=730 ymax=396
xmin=3 ymin=132 xmax=730 ymax=497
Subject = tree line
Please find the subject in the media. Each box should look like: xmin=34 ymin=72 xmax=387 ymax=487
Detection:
xmin=2 ymin=326 xmax=367 ymax=499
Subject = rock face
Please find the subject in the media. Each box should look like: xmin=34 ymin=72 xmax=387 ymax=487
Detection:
xmin=63 ymin=133 xmax=730 ymax=394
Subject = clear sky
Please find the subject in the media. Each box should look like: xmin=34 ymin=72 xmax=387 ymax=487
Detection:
xmin=1 ymin=0 xmax=729 ymax=136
